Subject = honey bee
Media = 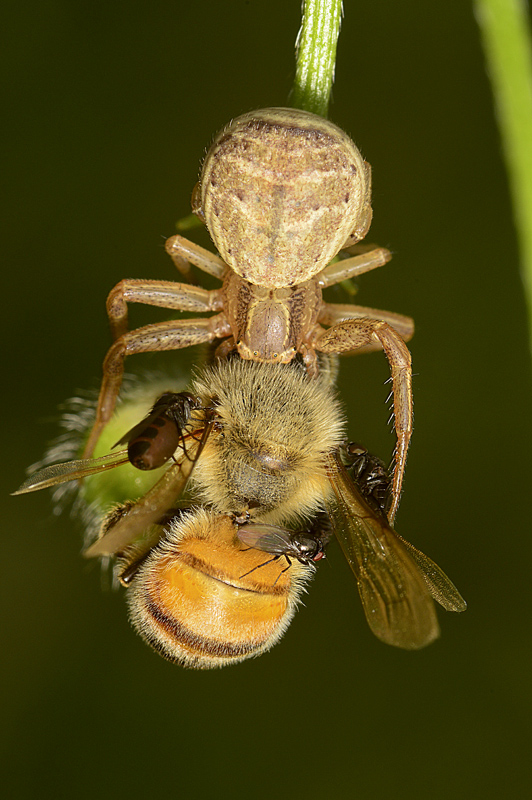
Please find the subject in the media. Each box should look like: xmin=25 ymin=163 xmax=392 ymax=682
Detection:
xmin=120 ymin=509 xmax=316 ymax=669
xmin=85 ymin=107 xmax=414 ymax=520
xmin=16 ymin=358 xmax=465 ymax=667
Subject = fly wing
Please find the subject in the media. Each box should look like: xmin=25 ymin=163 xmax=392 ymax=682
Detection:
xmin=12 ymin=450 xmax=130 ymax=495
xmin=237 ymin=523 xmax=293 ymax=555
xmin=325 ymin=452 xmax=440 ymax=650
xmin=84 ymin=420 xmax=214 ymax=558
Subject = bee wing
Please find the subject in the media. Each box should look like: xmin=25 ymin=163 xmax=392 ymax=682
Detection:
xmin=325 ymin=452 xmax=440 ymax=650
xmin=237 ymin=523 xmax=293 ymax=555
xmin=12 ymin=450 xmax=130 ymax=495
xmin=84 ymin=419 xmax=214 ymax=558
xmin=394 ymin=534 xmax=466 ymax=612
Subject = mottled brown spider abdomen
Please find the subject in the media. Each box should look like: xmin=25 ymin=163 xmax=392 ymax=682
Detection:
xmin=196 ymin=107 xmax=372 ymax=288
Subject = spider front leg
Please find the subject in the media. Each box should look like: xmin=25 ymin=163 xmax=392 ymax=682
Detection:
xmin=83 ymin=314 xmax=230 ymax=458
xmin=315 ymin=318 xmax=413 ymax=523
xmin=318 ymin=302 xmax=414 ymax=348
xmin=86 ymin=269 xmax=225 ymax=457
xmin=106 ymin=279 xmax=223 ymax=340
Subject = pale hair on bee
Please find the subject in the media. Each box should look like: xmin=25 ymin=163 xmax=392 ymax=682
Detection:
xmin=190 ymin=357 xmax=346 ymax=526
xmin=124 ymin=508 xmax=315 ymax=669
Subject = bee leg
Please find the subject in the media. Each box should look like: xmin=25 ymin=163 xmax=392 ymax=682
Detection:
xmin=118 ymin=551 xmax=153 ymax=586
xmin=315 ymin=318 xmax=412 ymax=523
xmin=83 ymin=314 xmax=231 ymax=458
xmin=342 ymin=442 xmax=392 ymax=516
xmin=117 ymin=507 xmax=191 ymax=586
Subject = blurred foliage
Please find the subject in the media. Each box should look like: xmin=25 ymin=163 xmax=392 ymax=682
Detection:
xmin=475 ymin=0 xmax=532 ymax=349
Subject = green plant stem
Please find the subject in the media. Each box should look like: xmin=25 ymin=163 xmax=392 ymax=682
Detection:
xmin=291 ymin=0 xmax=343 ymax=117
xmin=475 ymin=0 xmax=532 ymax=350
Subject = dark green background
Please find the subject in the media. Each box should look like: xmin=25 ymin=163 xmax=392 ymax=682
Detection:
xmin=3 ymin=1 xmax=531 ymax=798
